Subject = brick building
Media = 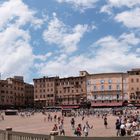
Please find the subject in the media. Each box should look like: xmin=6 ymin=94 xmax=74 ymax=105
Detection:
xmin=34 ymin=68 xmax=140 ymax=108
xmin=34 ymin=77 xmax=58 ymax=108
xmin=0 ymin=76 xmax=34 ymax=108
xmin=127 ymin=69 xmax=140 ymax=105
xmin=33 ymin=76 xmax=86 ymax=108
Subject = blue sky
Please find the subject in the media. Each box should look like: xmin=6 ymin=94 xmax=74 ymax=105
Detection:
xmin=0 ymin=0 xmax=140 ymax=82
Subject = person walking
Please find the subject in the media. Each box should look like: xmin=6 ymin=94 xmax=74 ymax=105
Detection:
xmin=83 ymin=121 xmax=92 ymax=137
xmin=71 ymin=118 xmax=75 ymax=130
xmin=104 ymin=116 xmax=108 ymax=129
xmin=59 ymin=122 xmax=65 ymax=136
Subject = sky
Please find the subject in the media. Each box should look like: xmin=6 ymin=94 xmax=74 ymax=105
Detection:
xmin=0 ymin=0 xmax=140 ymax=82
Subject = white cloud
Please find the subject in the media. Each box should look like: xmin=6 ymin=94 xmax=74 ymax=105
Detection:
xmin=100 ymin=0 xmax=140 ymax=15
xmin=0 ymin=0 xmax=43 ymax=30
xmin=119 ymin=33 xmax=140 ymax=45
xmin=0 ymin=26 xmax=33 ymax=79
xmin=34 ymin=52 xmax=52 ymax=61
xmin=56 ymin=0 xmax=98 ymax=12
xmin=106 ymin=0 xmax=140 ymax=8
xmin=100 ymin=5 xmax=112 ymax=15
xmin=0 ymin=0 xmax=43 ymax=80
xmin=43 ymin=13 xmax=91 ymax=54
xmin=37 ymin=33 xmax=140 ymax=76
xmin=115 ymin=8 xmax=140 ymax=28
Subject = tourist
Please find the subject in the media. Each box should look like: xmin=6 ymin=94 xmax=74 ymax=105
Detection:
xmin=71 ymin=118 xmax=75 ymax=130
xmin=115 ymin=119 xmax=121 ymax=136
xmin=59 ymin=122 xmax=65 ymax=136
xmin=52 ymin=124 xmax=58 ymax=131
xmin=75 ymin=124 xmax=82 ymax=136
xmin=104 ymin=116 xmax=108 ymax=129
xmin=83 ymin=121 xmax=92 ymax=137
xmin=120 ymin=122 xmax=126 ymax=136
xmin=125 ymin=120 xmax=132 ymax=136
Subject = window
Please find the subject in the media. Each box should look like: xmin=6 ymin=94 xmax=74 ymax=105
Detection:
xmin=131 ymin=78 xmax=134 ymax=83
xmin=100 ymin=80 xmax=105 ymax=84
xmin=117 ymin=94 xmax=119 ymax=99
xmin=101 ymin=85 xmax=104 ymax=90
xmin=108 ymin=79 xmax=112 ymax=84
xmin=93 ymin=85 xmax=97 ymax=91
xmin=108 ymin=85 xmax=112 ymax=90
xmin=116 ymin=85 xmax=120 ymax=90
xmin=87 ymin=81 xmax=90 ymax=85
xmin=137 ymin=78 xmax=139 ymax=82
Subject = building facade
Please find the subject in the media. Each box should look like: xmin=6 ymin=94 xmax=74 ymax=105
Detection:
xmin=55 ymin=76 xmax=86 ymax=106
xmin=34 ymin=68 xmax=140 ymax=108
xmin=127 ymin=69 xmax=140 ymax=105
xmin=33 ymin=76 xmax=86 ymax=108
xmin=86 ymin=72 xmax=129 ymax=107
xmin=0 ymin=76 xmax=34 ymax=108
xmin=34 ymin=77 xmax=58 ymax=108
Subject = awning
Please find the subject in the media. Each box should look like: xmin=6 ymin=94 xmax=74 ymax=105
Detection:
xmin=134 ymin=104 xmax=140 ymax=107
xmin=61 ymin=105 xmax=79 ymax=109
xmin=92 ymin=102 xmax=122 ymax=107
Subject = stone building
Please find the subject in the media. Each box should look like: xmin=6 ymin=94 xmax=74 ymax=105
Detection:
xmin=55 ymin=76 xmax=86 ymax=106
xmin=127 ymin=69 xmax=140 ymax=105
xmin=0 ymin=76 xmax=34 ymax=108
xmin=33 ymin=76 xmax=86 ymax=108
xmin=34 ymin=68 xmax=140 ymax=108
xmin=34 ymin=77 xmax=58 ymax=108
xmin=86 ymin=72 xmax=129 ymax=107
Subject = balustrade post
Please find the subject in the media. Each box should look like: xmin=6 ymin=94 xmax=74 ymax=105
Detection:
xmin=51 ymin=135 xmax=54 ymax=140
xmin=5 ymin=127 xmax=12 ymax=140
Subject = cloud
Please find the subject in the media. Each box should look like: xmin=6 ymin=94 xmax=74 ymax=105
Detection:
xmin=0 ymin=0 xmax=43 ymax=80
xmin=43 ymin=13 xmax=91 ymax=54
xmin=56 ymin=0 xmax=98 ymax=12
xmin=0 ymin=26 xmax=33 ymax=79
xmin=0 ymin=0 xmax=43 ymax=30
xmin=115 ymin=8 xmax=140 ymax=28
xmin=37 ymin=33 xmax=140 ymax=77
xmin=100 ymin=0 xmax=140 ymax=15
xmin=34 ymin=52 xmax=52 ymax=61
xmin=106 ymin=0 xmax=140 ymax=8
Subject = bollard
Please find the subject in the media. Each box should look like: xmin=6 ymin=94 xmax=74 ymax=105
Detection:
xmin=5 ymin=127 xmax=12 ymax=140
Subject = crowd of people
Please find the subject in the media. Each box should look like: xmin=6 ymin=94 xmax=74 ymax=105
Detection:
xmin=1 ymin=107 xmax=140 ymax=137
xmin=115 ymin=109 xmax=140 ymax=136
